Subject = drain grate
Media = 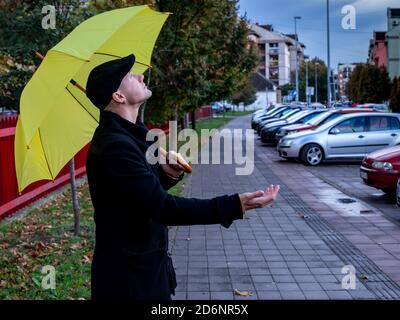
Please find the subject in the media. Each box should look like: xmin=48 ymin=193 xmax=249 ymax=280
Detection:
xmin=255 ymin=155 xmax=400 ymax=300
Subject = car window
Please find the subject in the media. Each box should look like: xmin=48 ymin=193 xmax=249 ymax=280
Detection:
xmin=319 ymin=113 xmax=341 ymax=125
xmin=368 ymin=116 xmax=393 ymax=131
xmin=301 ymin=112 xmax=320 ymax=123
xmin=391 ymin=117 xmax=400 ymax=130
xmin=333 ymin=116 xmax=367 ymax=134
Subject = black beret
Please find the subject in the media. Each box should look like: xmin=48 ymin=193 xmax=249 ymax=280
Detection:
xmin=86 ymin=54 xmax=135 ymax=110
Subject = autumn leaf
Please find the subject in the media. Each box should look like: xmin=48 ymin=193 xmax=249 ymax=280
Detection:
xmin=0 ymin=280 xmax=6 ymax=288
xmin=234 ymin=289 xmax=254 ymax=297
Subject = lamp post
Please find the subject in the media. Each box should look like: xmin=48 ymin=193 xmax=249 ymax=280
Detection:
xmin=294 ymin=16 xmax=301 ymax=103
xmin=315 ymin=61 xmax=319 ymax=103
xmin=326 ymin=0 xmax=331 ymax=107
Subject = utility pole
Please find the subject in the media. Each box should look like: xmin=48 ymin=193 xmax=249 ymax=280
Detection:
xmin=294 ymin=16 xmax=301 ymax=103
xmin=315 ymin=61 xmax=319 ymax=103
xmin=326 ymin=0 xmax=331 ymax=107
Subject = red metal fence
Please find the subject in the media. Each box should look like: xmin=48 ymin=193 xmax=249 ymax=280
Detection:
xmin=0 ymin=113 xmax=89 ymax=220
xmin=0 ymin=106 xmax=212 ymax=220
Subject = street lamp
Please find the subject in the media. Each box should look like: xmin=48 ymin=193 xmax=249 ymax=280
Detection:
xmin=315 ymin=61 xmax=319 ymax=103
xmin=294 ymin=16 xmax=301 ymax=103
xmin=326 ymin=0 xmax=331 ymax=107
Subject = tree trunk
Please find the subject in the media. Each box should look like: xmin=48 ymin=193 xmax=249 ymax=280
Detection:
xmin=191 ymin=111 xmax=196 ymax=130
xmin=69 ymin=158 xmax=80 ymax=236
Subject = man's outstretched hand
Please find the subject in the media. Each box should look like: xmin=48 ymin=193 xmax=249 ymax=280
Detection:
xmin=239 ymin=184 xmax=280 ymax=212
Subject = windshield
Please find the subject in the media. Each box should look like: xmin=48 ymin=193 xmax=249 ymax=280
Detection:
xmin=280 ymin=109 xmax=300 ymax=119
xmin=306 ymin=111 xmax=332 ymax=125
xmin=286 ymin=110 xmax=311 ymax=122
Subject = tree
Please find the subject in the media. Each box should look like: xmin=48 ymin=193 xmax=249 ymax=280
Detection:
xmin=231 ymin=77 xmax=257 ymax=107
xmin=0 ymin=0 xmax=96 ymax=111
xmin=390 ymin=77 xmax=400 ymax=112
xmin=297 ymin=57 xmax=328 ymax=103
xmin=0 ymin=0 xmax=95 ymax=235
xmin=346 ymin=64 xmax=391 ymax=103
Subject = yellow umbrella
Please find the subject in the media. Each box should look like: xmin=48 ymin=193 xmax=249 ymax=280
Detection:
xmin=15 ymin=5 xmax=170 ymax=193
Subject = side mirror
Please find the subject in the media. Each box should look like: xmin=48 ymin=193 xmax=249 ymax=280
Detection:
xmin=330 ymin=128 xmax=341 ymax=135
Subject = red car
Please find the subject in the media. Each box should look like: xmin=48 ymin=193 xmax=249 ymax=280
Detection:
xmin=360 ymin=145 xmax=400 ymax=195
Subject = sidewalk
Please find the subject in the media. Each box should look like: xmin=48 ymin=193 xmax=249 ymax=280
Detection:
xmin=169 ymin=115 xmax=400 ymax=300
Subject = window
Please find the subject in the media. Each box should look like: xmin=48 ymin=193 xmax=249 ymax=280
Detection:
xmin=319 ymin=113 xmax=342 ymax=125
xmin=333 ymin=117 xmax=366 ymax=134
xmin=391 ymin=117 xmax=400 ymax=130
xmin=301 ymin=113 xmax=317 ymax=123
xmin=368 ymin=116 xmax=393 ymax=131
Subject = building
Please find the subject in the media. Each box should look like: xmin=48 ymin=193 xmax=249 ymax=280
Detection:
xmin=337 ymin=63 xmax=359 ymax=100
xmin=249 ymin=23 xmax=305 ymax=87
xmin=387 ymin=8 xmax=400 ymax=79
xmin=249 ymin=72 xmax=277 ymax=108
xmin=368 ymin=31 xmax=387 ymax=68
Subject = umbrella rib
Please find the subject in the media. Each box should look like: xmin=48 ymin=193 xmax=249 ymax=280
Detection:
xmin=94 ymin=52 xmax=151 ymax=68
xmin=65 ymin=86 xmax=99 ymax=125
xmin=38 ymin=128 xmax=55 ymax=180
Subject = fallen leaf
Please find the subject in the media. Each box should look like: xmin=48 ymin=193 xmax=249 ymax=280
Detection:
xmin=360 ymin=274 xmax=369 ymax=281
xmin=298 ymin=213 xmax=308 ymax=219
xmin=234 ymin=289 xmax=253 ymax=297
xmin=82 ymin=255 xmax=91 ymax=264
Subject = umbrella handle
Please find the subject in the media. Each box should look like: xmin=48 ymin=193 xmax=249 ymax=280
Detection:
xmin=159 ymin=147 xmax=192 ymax=174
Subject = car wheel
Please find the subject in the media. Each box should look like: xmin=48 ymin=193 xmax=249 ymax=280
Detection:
xmin=396 ymin=178 xmax=400 ymax=207
xmin=382 ymin=188 xmax=396 ymax=196
xmin=300 ymin=144 xmax=323 ymax=166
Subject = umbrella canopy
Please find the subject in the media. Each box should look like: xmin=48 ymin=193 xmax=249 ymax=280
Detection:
xmin=15 ymin=5 xmax=170 ymax=192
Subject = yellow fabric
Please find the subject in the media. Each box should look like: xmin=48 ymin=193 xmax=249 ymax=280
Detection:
xmin=15 ymin=5 xmax=170 ymax=192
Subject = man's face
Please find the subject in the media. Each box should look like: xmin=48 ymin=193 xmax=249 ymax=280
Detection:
xmin=116 ymin=72 xmax=152 ymax=105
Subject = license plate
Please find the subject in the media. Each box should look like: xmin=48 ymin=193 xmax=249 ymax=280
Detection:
xmin=360 ymin=171 xmax=368 ymax=180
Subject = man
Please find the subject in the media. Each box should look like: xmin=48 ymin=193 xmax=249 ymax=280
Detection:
xmin=85 ymin=54 xmax=280 ymax=300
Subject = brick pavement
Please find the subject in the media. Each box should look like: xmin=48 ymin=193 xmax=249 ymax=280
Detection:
xmin=169 ymin=115 xmax=400 ymax=300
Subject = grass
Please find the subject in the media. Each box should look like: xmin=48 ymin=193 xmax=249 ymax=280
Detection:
xmin=0 ymin=112 xmax=246 ymax=299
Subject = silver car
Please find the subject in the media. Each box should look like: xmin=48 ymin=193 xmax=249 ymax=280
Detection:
xmin=277 ymin=112 xmax=400 ymax=166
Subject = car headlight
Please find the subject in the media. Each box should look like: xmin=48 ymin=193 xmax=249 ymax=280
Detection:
xmin=280 ymin=139 xmax=293 ymax=147
xmin=287 ymin=130 xmax=298 ymax=135
xmin=372 ymin=161 xmax=393 ymax=170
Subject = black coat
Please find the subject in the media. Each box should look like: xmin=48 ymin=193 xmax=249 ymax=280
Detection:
xmin=86 ymin=110 xmax=243 ymax=300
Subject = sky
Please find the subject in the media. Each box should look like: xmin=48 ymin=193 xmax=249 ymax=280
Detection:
xmin=238 ymin=0 xmax=398 ymax=70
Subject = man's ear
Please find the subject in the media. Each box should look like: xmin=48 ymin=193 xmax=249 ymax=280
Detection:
xmin=111 ymin=90 xmax=125 ymax=104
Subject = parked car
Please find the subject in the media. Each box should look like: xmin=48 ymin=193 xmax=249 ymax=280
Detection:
xmin=358 ymin=103 xmax=390 ymax=113
xmin=277 ymin=112 xmax=400 ymax=166
xmin=275 ymin=108 xmax=377 ymax=141
xmin=310 ymin=102 xmax=326 ymax=109
xmin=251 ymin=105 xmax=289 ymax=129
xmin=260 ymin=109 xmax=325 ymax=144
xmin=360 ymin=145 xmax=400 ymax=195
xmin=252 ymin=105 xmax=293 ymax=130
xmin=257 ymin=107 xmax=302 ymax=135
xmin=211 ymin=102 xmax=223 ymax=113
